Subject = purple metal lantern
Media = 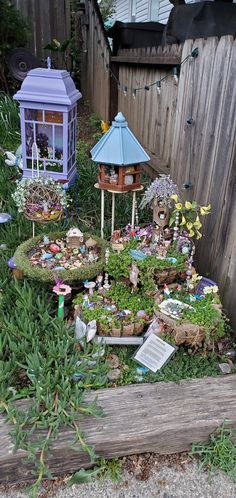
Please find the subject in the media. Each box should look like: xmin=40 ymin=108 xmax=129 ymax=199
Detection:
xmin=13 ymin=65 xmax=82 ymax=185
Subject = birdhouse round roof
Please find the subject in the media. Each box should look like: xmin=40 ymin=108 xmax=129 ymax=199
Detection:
xmin=13 ymin=68 xmax=82 ymax=106
xmin=90 ymin=112 xmax=150 ymax=166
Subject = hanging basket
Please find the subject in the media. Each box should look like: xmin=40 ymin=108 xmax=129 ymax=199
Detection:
xmin=23 ymin=181 xmax=64 ymax=224
xmin=12 ymin=142 xmax=66 ymax=224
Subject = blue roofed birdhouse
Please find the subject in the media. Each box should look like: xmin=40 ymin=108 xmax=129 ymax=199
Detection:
xmin=90 ymin=112 xmax=150 ymax=192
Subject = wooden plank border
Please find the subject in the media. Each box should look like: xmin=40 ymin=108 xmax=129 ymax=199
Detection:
xmin=1 ymin=375 xmax=236 ymax=485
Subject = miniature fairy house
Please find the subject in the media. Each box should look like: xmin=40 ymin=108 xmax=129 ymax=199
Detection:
xmin=152 ymin=199 xmax=170 ymax=228
xmin=13 ymin=61 xmax=81 ymax=185
xmin=90 ymin=112 xmax=150 ymax=193
xmin=66 ymin=228 xmax=83 ymax=248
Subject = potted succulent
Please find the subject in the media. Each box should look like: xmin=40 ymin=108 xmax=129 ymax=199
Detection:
xmin=111 ymin=318 xmax=122 ymax=337
xmin=122 ymin=320 xmax=134 ymax=336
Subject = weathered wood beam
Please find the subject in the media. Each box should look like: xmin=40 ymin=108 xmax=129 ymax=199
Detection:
xmin=111 ymin=55 xmax=181 ymax=66
xmin=1 ymin=375 xmax=236 ymax=485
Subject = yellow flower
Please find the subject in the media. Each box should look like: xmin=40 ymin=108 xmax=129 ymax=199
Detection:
xmin=185 ymin=201 xmax=192 ymax=209
xmin=171 ymin=194 xmax=179 ymax=203
xmin=188 ymin=229 xmax=195 ymax=237
xmin=200 ymin=204 xmax=211 ymax=215
xmin=196 ymin=230 xmax=202 ymax=239
xmin=101 ymin=121 xmax=110 ymax=133
xmin=187 ymin=221 xmax=193 ymax=230
xmin=180 ymin=215 xmax=186 ymax=226
xmin=175 ymin=203 xmax=183 ymax=210
xmin=194 ymin=215 xmax=202 ymax=230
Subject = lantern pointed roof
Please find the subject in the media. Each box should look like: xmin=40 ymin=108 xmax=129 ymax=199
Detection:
xmin=13 ymin=68 xmax=81 ymax=106
xmin=90 ymin=112 xmax=150 ymax=165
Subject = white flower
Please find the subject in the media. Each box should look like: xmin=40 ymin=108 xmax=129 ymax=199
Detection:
xmin=203 ymin=285 xmax=219 ymax=295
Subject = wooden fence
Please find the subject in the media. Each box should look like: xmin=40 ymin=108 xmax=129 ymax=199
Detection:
xmin=13 ymin=0 xmax=71 ymax=68
xmin=79 ymin=0 xmax=111 ymax=121
xmin=83 ymin=33 xmax=236 ymax=330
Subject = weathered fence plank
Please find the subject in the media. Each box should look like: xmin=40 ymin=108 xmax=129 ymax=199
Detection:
xmin=13 ymin=0 xmax=71 ymax=69
xmin=79 ymin=0 xmax=111 ymax=120
xmin=0 ymin=375 xmax=236 ymax=485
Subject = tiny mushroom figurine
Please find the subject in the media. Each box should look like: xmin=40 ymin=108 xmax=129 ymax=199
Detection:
xmin=66 ymin=228 xmax=84 ymax=249
xmin=84 ymin=281 xmax=96 ymax=296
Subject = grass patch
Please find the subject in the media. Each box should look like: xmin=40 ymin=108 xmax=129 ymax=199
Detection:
xmin=190 ymin=421 xmax=236 ymax=481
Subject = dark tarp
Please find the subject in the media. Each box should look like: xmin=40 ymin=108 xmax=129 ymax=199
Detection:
xmin=164 ymin=2 xmax=236 ymax=45
xmin=107 ymin=21 xmax=165 ymax=54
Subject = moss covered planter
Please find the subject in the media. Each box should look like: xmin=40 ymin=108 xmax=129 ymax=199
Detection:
xmin=14 ymin=231 xmax=107 ymax=284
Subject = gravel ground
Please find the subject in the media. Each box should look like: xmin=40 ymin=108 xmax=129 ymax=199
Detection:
xmin=0 ymin=455 xmax=235 ymax=498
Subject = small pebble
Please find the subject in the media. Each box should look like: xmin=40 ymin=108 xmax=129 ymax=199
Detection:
xmin=107 ymin=354 xmax=120 ymax=369
xmin=107 ymin=368 xmax=121 ymax=381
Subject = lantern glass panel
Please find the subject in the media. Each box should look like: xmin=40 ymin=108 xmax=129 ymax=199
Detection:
xmin=54 ymin=126 xmax=63 ymax=160
xmin=26 ymin=158 xmax=44 ymax=171
xmin=68 ymin=121 xmax=74 ymax=159
xmin=25 ymin=109 xmax=43 ymax=121
xmin=45 ymin=111 xmax=63 ymax=124
xmin=46 ymin=161 xmax=63 ymax=173
xmin=36 ymin=124 xmax=53 ymax=159
xmin=25 ymin=122 xmax=34 ymax=156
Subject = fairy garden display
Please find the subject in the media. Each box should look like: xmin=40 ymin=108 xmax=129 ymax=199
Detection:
xmin=72 ymin=174 xmax=228 ymax=356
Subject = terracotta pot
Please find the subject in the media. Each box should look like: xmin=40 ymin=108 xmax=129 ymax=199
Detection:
xmin=122 ymin=322 xmax=134 ymax=336
xmin=110 ymin=326 xmax=121 ymax=337
xmin=134 ymin=321 xmax=144 ymax=335
xmin=97 ymin=322 xmax=109 ymax=336
xmin=12 ymin=268 xmax=24 ymax=280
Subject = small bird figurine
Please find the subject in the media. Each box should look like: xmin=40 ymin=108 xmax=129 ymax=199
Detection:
xmin=101 ymin=120 xmax=110 ymax=134
xmin=163 ymin=283 xmax=170 ymax=298
xmin=5 ymin=145 xmax=23 ymax=170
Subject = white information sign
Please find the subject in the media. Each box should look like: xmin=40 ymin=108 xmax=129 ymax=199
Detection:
xmin=134 ymin=334 xmax=176 ymax=372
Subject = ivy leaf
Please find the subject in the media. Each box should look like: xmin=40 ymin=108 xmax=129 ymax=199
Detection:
xmin=67 ymin=467 xmax=101 ymax=485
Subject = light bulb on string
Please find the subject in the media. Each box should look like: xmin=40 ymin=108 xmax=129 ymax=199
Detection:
xmin=105 ymin=63 xmax=109 ymax=73
xmin=132 ymin=89 xmax=137 ymax=99
xmin=156 ymin=81 xmax=161 ymax=95
xmin=173 ymin=67 xmax=179 ymax=84
xmin=123 ymin=86 xmax=128 ymax=97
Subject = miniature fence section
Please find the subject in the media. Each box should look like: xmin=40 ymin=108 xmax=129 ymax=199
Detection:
xmin=13 ymin=0 xmax=71 ymax=69
xmin=1 ymin=375 xmax=236 ymax=485
xmin=78 ymin=0 xmax=111 ymax=121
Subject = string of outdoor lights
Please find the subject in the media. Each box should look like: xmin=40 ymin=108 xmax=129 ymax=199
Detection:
xmin=98 ymin=45 xmax=199 ymax=97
